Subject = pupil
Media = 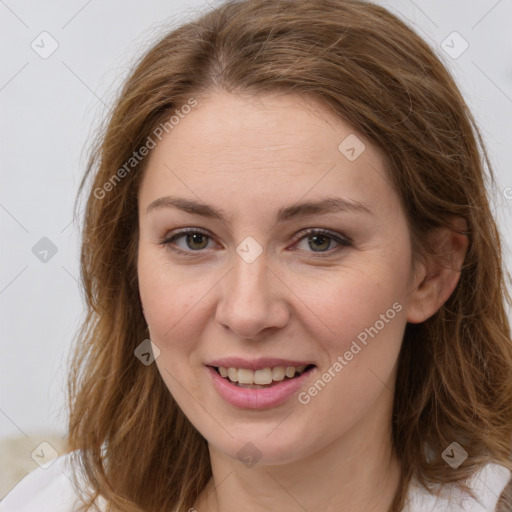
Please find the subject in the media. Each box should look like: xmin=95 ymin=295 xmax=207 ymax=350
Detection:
xmin=309 ymin=234 xmax=330 ymax=251
xmin=186 ymin=233 xmax=331 ymax=251
xmin=187 ymin=233 xmax=208 ymax=250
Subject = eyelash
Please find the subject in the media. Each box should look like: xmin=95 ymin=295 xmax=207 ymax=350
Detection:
xmin=159 ymin=227 xmax=352 ymax=258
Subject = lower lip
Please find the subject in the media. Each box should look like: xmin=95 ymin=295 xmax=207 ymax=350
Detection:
xmin=206 ymin=366 xmax=316 ymax=409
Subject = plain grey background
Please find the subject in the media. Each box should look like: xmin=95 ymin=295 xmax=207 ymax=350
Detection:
xmin=1 ymin=0 xmax=511 ymax=445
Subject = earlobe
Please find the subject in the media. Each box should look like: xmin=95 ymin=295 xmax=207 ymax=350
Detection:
xmin=406 ymin=217 xmax=469 ymax=324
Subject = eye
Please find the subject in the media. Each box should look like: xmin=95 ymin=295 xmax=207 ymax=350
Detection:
xmin=291 ymin=228 xmax=352 ymax=257
xmin=159 ymin=227 xmax=352 ymax=258
xmin=160 ymin=228 xmax=216 ymax=255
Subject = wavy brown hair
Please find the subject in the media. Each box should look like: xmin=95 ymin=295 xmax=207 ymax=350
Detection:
xmin=65 ymin=0 xmax=512 ymax=511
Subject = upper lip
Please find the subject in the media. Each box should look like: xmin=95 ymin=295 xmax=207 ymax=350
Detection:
xmin=206 ymin=357 xmax=316 ymax=371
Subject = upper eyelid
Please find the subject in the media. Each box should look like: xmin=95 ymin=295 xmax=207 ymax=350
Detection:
xmin=162 ymin=227 xmax=214 ymax=243
xmin=161 ymin=227 xmax=351 ymax=252
xmin=161 ymin=227 xmax=348 ymax=241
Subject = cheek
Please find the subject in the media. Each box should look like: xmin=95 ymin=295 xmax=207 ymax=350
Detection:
xmin=294 ymin=265 xmax=408 ymax=424
xmin=138 ymin=249 xmax=187 ymax=340
xmin=137 ymin=247 xmax=218 ymax=358
xmin=137 ymin=251 xmax=208 ymax=405
xmin=294 ymin=274 xmax=406 ymax=437
xmin=302 ymin=264 xmax=408 ymax=354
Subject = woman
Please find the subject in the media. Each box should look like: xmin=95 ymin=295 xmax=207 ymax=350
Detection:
xmin=2 ymin=0 xmax=511 ymax=511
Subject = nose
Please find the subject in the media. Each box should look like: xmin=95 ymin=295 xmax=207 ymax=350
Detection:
xmin=215 ymin=253 xmax=290 ymax=340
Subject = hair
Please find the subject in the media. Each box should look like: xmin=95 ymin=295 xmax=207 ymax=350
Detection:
xmin=64 ymin=0 xmax=512 ymax=511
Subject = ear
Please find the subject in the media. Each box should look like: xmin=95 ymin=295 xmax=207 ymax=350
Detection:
xmin=406 ymin=217 xmax=469 ymax=324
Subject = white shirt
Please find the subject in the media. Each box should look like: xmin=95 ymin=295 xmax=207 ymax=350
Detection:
xmin=0 ymin=451 xmax=510 ymax=511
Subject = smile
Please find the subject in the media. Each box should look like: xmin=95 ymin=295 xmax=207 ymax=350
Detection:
xmin=214 ymin=364 xmax=314 ymax=388
xmin=206 ymin=364 xmax=317 ymax=409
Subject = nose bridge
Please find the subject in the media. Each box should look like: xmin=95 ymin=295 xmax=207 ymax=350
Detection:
xmin=228 ymin=249 xmax=272 ymax=312
xmin=232 ymin=249 xmax=268 ymax=296
xmin=229 ymin=233 xmax=271 ymax=299
xmin=215 ymin=245 xmax=288 ymax=338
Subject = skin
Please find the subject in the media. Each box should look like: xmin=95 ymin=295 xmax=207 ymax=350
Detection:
xmin=137 ymin=91 xmax=468 ymax=512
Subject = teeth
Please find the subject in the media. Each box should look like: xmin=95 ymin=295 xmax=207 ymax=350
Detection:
xmin=272 ymin=366 xmax=286 ymax=381
xmin=254 ymin=368 xmax=273 ymax=385
xmin=238 ymin=368 xmax=254 ymax=385
xmin=216 ymin=365 xmax=309 ymax=385
xmin=227 ymin=368 xmax=237 ymax=382
xmin=285 ymin=366 xmax=296 ymax=378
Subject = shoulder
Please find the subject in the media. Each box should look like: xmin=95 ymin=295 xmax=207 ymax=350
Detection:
xmin=0 ymin=450 xmax=106 ymax=512
xmin=403 ymin=462 xmax=512 ymax=512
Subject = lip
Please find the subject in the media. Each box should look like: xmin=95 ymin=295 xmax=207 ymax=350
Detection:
xmin=206 ymin=364 xmax=316 ymax=409
xmin=206 ymin=357 xmax=315 ymax=371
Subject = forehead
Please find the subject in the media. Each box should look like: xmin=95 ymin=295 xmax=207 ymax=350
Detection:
xmin=139 ymin=91 xmax=397 ymax=218
xmin=147 ymin=91 xmax=376 ymax=165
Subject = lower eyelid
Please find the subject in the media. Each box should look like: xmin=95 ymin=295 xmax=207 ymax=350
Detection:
xmin=163 ymin=232 xmax=216 ymax=252
xmin=291 ymin=235 xmax=350 ymax=256
xmin=160 ymin=229 xmax=351 ymax=255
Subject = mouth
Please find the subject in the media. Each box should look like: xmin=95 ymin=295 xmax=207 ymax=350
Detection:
xmin=209 ymin=364 xmax=316 ymax=389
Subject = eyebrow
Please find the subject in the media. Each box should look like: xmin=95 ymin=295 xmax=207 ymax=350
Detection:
xmin=146 ymin=195 xmax=373 ymax=222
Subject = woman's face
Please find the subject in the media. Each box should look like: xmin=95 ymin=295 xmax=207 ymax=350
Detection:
xmin=137 ymin=91 xmax=417 ymax=465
